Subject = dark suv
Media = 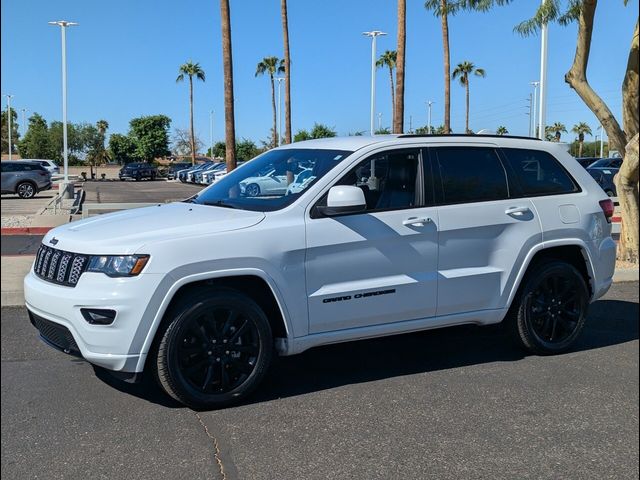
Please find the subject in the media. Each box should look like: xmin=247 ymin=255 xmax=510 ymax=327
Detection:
xmin=1 ymin=161 xmax=52 ymax=198
xmin=166 ymin=162 xmax=192 ymax=180
xmin=119 ymin=163 xmax=158 ymax=181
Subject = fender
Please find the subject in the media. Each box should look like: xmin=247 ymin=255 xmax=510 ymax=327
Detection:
xmin=133 ymin=267 xmax=294 ymax=372
xmin=504 ymin=238 xmax=597 ymax=312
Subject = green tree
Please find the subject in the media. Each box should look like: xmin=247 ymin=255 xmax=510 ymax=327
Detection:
xmin=1 ymin=108 xmax=19 ymax=155
xmin=236 ymin=138 xmax=261 ymax=161
xmin=496 ymin=125 xmax=509 ymax=135
xmin=548 ymin=121 xmax=567 ymax=142
xmin=309 ymin=123 xmax=336 ymax=139
xmin=109 ymin=133 xmax=137 ymax=164
xmin=209 ymin=141 xmax=227 ymax=159
xmin=129 ymin=115 xmax=171 ymax=161
xmin=256 ymin=56 xmax=285 ymax=148
xmin=48 ymin=121 xmax=83 ymax=163
xmin=377 ymin=50 xmax=397 ymax=123
xmin=571 ymin=121 xmax=592 ymax=157
xmin=18 ymin=113 xmax=53 ymax=159
xmin=294 ymin=130 xmax=312 ymax=142
xmin=176 ymin=61 xmax=206 ymax=165
xmin=452 ymin=61 xmax=486 ymax=133
xmin=375 ymin=127 xmax=392 ymax=134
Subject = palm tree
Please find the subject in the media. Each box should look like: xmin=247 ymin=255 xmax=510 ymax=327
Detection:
xmin=376 ymin=51 xmax=397 ymax=124
xmin=92 ymin=119 xmax=110 ymax=177
xmin=394 ymin=0 xmax=406 ymax=133
xmin=425 ymin=0 xmax=463 ymax=134
xmin=496 ymin=125 xmax=508 ymax=135
xmin=220 ymin=0 xmax=236 ymax=171
xmin=572 ymin=122 xmax=592 ymax=156
xmin=550 ymin=122 xmax=567 ymax=142
xmin=280 ymin=0 xmax=292 ymax=144
xmin=452 ymin=61 xmax=486 ymax=134
xmin=176 ymin=61 xmax=206 ymax=165
xmin=256 ymin=57 xmax=285 ymax=148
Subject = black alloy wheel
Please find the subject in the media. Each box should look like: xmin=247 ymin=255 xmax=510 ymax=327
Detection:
xmin=16 ymin=182 xmax=36 ymax=199
xmin=509 ymin=260 xmax=589 ymax=355
xmin=155 ymin=288 xmax=273 ymax=409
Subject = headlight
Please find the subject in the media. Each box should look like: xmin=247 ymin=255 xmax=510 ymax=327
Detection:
xmin=86 ymin=255 xmax=149 ymax=277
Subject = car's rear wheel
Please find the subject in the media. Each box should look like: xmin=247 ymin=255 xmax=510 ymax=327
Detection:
xmin=508 ymin=260 xmax=589 ymax=355
xmin=16 ymin=182 xmax=36 ymax=199
xmin=154 ymin=288 xmax=273 ymax=409
xmin=245 ymin=183 xmax=260 ymax=197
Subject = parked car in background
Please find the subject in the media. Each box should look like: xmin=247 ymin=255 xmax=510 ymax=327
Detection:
xmin=587 ymin=167 xmax=618 ymax=197
xmin=286 ymin=168 xmax=315 ymax=195
xmin=194 ymin=163 xmax=224 ymax=184
xmin=20 ymin=159 xmax=60 ymax=175
xmin=575 ymin=157 xmax=600 ymax=169
xmin=587 ymin=158 xmax=623 ymax=169
xmin=119 ymin=163 xmax=158 ymax=181
xmin=209 ymin=161 xmax=247 ymax=185
xmin=183 ymin=162 xmax=213 ymax=183
xmin=166 ymin=162 xmax=192 ymax=180
xmin=200 ymin=163 xmax=227 ymax=184
xmin=1 ymin=161 xmax=52 ymax=198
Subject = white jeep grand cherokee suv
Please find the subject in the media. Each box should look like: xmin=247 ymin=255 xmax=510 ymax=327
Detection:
xmin=25 ymin=135 xmax=616 ymax=409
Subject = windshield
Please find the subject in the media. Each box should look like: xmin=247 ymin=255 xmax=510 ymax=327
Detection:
xmin=192 ymin=148 xmax=352 ymax=211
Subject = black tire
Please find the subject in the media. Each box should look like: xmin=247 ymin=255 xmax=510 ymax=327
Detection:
xmin=150 ymin=172 xmax=156 ymax=181
xmin=507 ymin=260 xmax=589 ymax=355
xmin=154 ymin=287 xmax=273 ymax=409
xmin=245 ymin=183 xmax=261 ymax=197
xmin=135 ymin=173 xmax=142 ymax=182
xmin=16 ymin=181 xmax=36 ymax=199
xmin=120 ymin=178 xmax=125 ymax=182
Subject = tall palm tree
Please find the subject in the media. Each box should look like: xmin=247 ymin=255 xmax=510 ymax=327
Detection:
xmin=425 ymin=0 xmax=462 ymax=134
xmin=220 ymin=0 xmax=236 ymax=171
xmin=572 ymin=122 xmax=592 ymax=156
xmin=550 ymin=122 xmax=567 ymax=142
xmin=176 ymin=61 xmax=206 ymax=165
xmin=496 ymin=125 xmax=508 ymax=135
xmin=394 ymin=0 xmax=406 ymax=133
xmin=452 ymin=61 xmax=486 ymax=133
xmin=280 ymin=0 xmax=292 ymax=144
xmin=256 ymin=57 xmax=285 ymax=148
xmin=376 ymin=51 xmax=397 ymax=124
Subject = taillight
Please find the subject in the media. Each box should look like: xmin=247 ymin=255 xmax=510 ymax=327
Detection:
xmin=599 ymin=199 xmax=614 ymax=223
xmin=38 ymin=171 xmax=48 ymax=177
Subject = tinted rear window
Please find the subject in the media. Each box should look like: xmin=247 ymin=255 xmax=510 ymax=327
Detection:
xmin=502 ymin=148 xmax=579 ymax=196
xmin=434 ymin=147 xmax=509 ymax=204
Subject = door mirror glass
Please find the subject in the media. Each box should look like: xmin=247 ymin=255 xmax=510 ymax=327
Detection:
xmin=318 ymin=186 xmax=366 ymax=216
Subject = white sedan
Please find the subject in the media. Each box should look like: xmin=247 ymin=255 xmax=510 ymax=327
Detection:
xmin=239 ymin=169 xmax=290 ymax=197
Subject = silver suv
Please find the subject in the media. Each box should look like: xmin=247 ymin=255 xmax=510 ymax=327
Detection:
xmin=1 ymin=161 xmax=52 ymax=198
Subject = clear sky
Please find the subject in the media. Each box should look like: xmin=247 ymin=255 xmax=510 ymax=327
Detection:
xmin=1 ymin=0 xmax=637 ymax=147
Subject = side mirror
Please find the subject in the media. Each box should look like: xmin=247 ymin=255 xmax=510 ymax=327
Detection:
xmin=317 ymin=186 xmax=366 ymax=216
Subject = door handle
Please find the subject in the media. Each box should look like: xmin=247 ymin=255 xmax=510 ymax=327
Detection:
xmin=505 ymin=206 xmax=531 ymax=216
xmin=403 ymin=217 xmax=432 ymax=226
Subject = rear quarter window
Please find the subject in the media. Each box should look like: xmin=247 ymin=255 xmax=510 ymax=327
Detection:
xmin=502 ymin=148 xmax=580 ymax=196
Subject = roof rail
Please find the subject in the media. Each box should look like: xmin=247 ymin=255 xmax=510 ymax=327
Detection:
xmin=397 ymin=133 xmax=541 ymax=141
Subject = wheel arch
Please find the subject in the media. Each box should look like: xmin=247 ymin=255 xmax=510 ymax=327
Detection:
xmin=505 ymin=239 xmax=596 ymax=312
xmin=15 ymin=179 xmax=38 ymax=194
xmin=136 ymin=269 xmax=293 ymax=372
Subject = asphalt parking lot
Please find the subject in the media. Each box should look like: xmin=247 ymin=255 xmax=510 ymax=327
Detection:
xmin=1 ymin=282 xmax=637 ymax=480
xmin=0 ymin=191 xmax=56 ymax=217
xmin=82 ymin=180 xmax=203 ymax=204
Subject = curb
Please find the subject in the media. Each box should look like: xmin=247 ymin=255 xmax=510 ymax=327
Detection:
xmin=1 ymin=227 xmax=53 ymax=236
xmin=613 ymin=268 xmax=639 ymax=283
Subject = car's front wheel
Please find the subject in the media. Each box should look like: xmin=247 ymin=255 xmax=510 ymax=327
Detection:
xmin=508 ymin=260 xmax=589 ymax=355
xmin=16 ymin=182 xmax=36 ymax=199
xmin=245 ymin=183 xmax=261 ymax=197
xmin=154 ymin=288 xmax=273 ymax=409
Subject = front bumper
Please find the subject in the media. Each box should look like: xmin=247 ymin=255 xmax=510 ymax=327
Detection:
xmin=24 ymin=268 xmax=164 ymax=373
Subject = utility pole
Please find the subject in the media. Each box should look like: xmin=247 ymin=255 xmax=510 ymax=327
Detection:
xmin=4 ymin=94 xmax=13 ymax=160
xmin=276 ymin=77 xmax=284 ymax=146
xmin=363 ymin=31 xmax=386 ymax=136
xmin=599 ymin=124 xmax=605 ymax=157
xmin=427 ymin=100 xmax=434 ymax=133
xmin=21 ymin=108 xmax=28 ymax=136
xmin=530 ymin=81 xmax=539 ymax=137
xmin=377 ymin=112 xmax=382 ymax=132
xmin=528 ymin=93 xmax=533 ymax=137
xmin=209 ymin=110 xmax=214 ymax=158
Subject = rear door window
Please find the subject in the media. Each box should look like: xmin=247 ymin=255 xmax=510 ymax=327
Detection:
xmin=432 ymin=147 xmax=509 ymax=204
xmin=501 ymin=148 xmax=580 ymax=196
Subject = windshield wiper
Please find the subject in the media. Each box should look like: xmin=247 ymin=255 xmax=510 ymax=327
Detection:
xmin=202 ymin=200 xmax=237 ymax=209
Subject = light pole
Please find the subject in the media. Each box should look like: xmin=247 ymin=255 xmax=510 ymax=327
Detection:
xmin=530 ymin=81 xmax=539 ymax=137
xmin=49 ymin=20 xmax=78 ymax=198
xmin=209 ymin=110 xmax=214 ymax=158
xmin=537 ymin=1 xmax=548 ymax=140
xmin=427 ymin=100 xmax=434 ymax=133
xmin=4 ymin=94 xmax=13 ymax=160
xmin=363 ymin=31 xmax=386 ymax=136
xmin=527 ymin=94 xmax=532 ymax=137
xmin=21 ymin=108 xmax=28 ymax=136
xmin=377 ymin=112 xmax=382 ymax=132
xmin=276 ymin=77 xmax=284 ymax=146
xmin=598 ymin=124 xmax=605 ymax=157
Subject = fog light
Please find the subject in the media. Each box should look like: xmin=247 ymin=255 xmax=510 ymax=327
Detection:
xmin=81 ymin=308 xmax=116 ymax=325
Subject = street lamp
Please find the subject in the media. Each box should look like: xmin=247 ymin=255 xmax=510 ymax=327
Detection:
xmin=537 ymin=0 xmax=548 ymax=140
xmin=49 ymin=20 xmax=79 ymax=198
xmin=377 ymin=112 xmax=382 ymax=131
xmin=209 ymin=110 xmax=214 ymax=158
xmin=427 ymin=100 xmax=434 ymax=133
xmin=21 ymin=108 xmax=28 ymax=136
xmin=598 ymin=124 xmax=605 ymax=157
xmin=3 ymin=94 xmax=14 ymax=160
xmin=276 ymin=77 xmax=284 ymax=146
xmin=530 ymin=81 xmax=539 ymax=137
xmin=363 ymin=31 xmax=386 ymax=136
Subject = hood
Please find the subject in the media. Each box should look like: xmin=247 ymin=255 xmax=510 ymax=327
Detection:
xmin=43 ymin=202 xmax=265 ymax=255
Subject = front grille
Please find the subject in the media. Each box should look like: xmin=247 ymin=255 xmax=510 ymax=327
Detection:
xmin=29 ymin=312 xmax=81 ymax=356
xmin=34 ymin=245 xmax=89 ymax=287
